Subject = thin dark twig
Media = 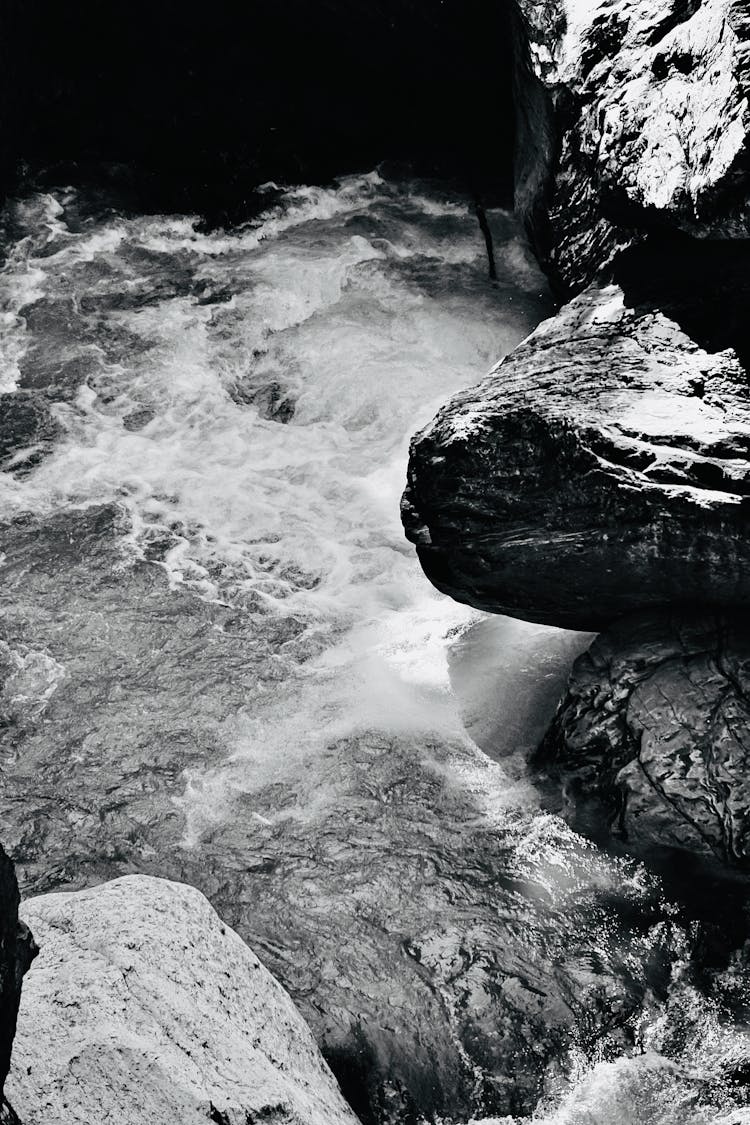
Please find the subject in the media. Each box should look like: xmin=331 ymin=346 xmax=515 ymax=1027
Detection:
xmin=473 ymin=192 xmax=497 ymax=281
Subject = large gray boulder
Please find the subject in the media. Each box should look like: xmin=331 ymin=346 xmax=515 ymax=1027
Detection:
xmin=402 ymin=282 xmax=750 ymax=631
xmin=539 ymin=609 xmax=750 ymax=872
xmin=5 ymin=876 xmax=359 ymax=1125
xmin=513 ymin=0 xmax=750 ymax=292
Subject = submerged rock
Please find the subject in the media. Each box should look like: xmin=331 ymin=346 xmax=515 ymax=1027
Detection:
xmin=230 ymin=378 xmax=296 ymax=423
xmin=0 ymin=394 xmax=58 ymax=473
xmin=6 ymin=876 xmax=359 ymax=1125
xmin=0 ymin=846 xmax=37 ymax=1123
xmin=513 ymin=0 xmax=750 ymax=292
xmin=402 ymin=283 xmax=750 ymax=631
xmin=539 ymin=609 xmax=750 ymax=872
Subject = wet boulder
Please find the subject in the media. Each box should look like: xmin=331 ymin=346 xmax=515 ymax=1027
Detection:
xmin=513 ymin=0 xmax=750 ymax=292
xmin=402 ymin=282 xmax=750 ymax=631
xmin=6 ymin=876 xmax=359 ymax=1125
xmin=230 ymin=378 xmax=296 ymax=423
xmin=539 ymin=609 xmax=750 ymax=872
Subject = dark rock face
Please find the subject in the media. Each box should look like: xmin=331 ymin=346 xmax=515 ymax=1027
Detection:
xmin=539 ymin=610 xmax=750 ymax=874
xmin=513 ymin=0 xmax=750 ymax=293
xmin=0 ymin=394 xmax=58 ymax=473
xmin=614 ymin=235 xmax=750 ymax=375
xmin=0 ymin=846 xmax=37 ymax=1119
xmin=402 ymin=282 xmax=750 ymax=631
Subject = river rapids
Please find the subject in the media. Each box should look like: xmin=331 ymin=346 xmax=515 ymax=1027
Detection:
xmin=1 ymin=173 xmax=749 ymax=1124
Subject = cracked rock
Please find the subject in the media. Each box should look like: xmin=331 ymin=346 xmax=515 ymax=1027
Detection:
xmin=538 ymin=608 xmax=750 ymax=872
xmin=513 ymin=0 xmax=750 ymax=292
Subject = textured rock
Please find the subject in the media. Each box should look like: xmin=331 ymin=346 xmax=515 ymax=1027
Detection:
xmin=0 ymin=846 xmax=36 ymax=1123
xmin=0 ymin=393 xmax=58 ymax=474
xmin=5 ymin=876 xmax=359 ymax=1125
xmin=538 ymin=610 xmax=750 ymax=872
xmin=402 ymin=282 xmax=750 ymax=631
xmin=513 ymin=0 xmax=750 ymax=291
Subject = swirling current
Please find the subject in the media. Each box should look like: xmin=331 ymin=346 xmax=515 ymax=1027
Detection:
xmin=1 ymin=173 xmax=749 ymax=1124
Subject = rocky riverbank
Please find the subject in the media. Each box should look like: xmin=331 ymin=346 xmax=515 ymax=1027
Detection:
xmin=1 ymin=1 xmax=749 ymax=1123
xmin=405 ymin=0 xmax=750 ymax=878
xmin=0 ymin=167 xmax=667 ymax=1125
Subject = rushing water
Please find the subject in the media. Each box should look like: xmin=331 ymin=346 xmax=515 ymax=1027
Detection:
xmin=1 ymin=173 xmax=749 ymax=1124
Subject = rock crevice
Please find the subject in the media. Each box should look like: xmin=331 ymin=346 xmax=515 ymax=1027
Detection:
xmin=538 ymin=610 xmax=750 ymax=873
xmin=0 ymin=847 xmax=37 ymax=1125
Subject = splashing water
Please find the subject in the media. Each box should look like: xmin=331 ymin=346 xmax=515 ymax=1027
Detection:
xmin=0 ymin=173 xmax=552 ymax=838
xmin=1 ymin=172 xmax=750 ymax=1124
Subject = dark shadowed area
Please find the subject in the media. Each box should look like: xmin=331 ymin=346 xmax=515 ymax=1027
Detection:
xmin=0 ymin=0 xmax=516 ymax=223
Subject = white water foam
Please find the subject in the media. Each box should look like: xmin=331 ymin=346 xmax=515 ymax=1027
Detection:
xmin=0 ymin=173 xmax=552 ymax=825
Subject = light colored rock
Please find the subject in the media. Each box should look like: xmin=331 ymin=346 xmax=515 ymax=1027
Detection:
xmin=6 ymin=875 xmax=359 ymax=1125
xmin=402 ymin=282 xmax=750 ymax=629
xmin=514 ymin=0 xmax=750 ymax=290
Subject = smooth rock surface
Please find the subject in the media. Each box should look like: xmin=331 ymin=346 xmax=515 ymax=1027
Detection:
xmin=514 ymin=0 xmax=750 ymax=291
xmin=403 ymin=282 xmax=750 ymax=631
xmin=6 ymin=875 xmax=359 ymax=1125
xmin=539 ymin=609 xmax=750 ymax=871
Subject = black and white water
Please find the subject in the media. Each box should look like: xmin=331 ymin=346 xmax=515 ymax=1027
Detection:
xmin=1 ymin=174 xmax=749 ymax=1124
